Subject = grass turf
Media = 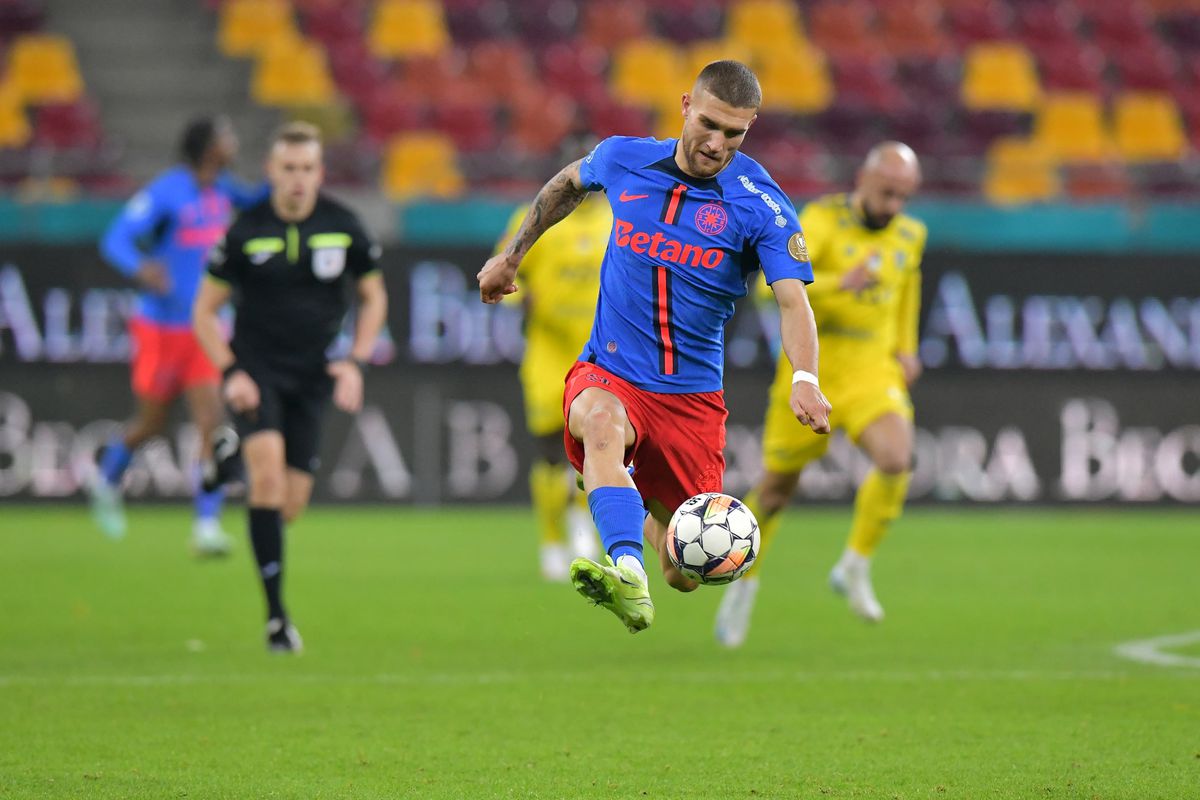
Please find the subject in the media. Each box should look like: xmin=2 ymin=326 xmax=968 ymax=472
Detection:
xmin=0 ymin=505 xmax=1197 ymax=799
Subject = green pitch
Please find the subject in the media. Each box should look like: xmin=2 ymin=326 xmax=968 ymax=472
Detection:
xmin=1 ymin=506 xmax=1197 ymax=799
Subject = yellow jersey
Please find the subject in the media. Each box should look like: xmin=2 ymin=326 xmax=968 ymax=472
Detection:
xmin=498 ymin=195 xmax=610 ymax=357
xmin=763 ymin=193 xmax=925 ymax=361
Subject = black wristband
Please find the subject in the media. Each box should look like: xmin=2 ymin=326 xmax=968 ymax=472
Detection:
xmin=222 ymin=362 xmax=241 ymax=380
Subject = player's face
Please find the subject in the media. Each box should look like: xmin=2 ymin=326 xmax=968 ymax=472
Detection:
xmin=211 ymin=120 xmax=238 ymax=168
xmin=677 ymin=88 xmax=757 ymax=178
xmin=856 ymin=166 xmax=920 ymax=230
xmin=267 ymin=141 xmax=324 ymax=212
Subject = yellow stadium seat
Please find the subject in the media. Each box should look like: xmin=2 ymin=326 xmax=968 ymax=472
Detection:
xmin=1035 ymin=92 xmax=1112 ymax=163
xmin=6 ymin=34 xmax=84 ymax=104
xmin=684 ymin=40 xmax=755 ymax=82
xmin=757 ymin=43 xmax=834 ymax=113
xmin=0 ymin=82 xmax=31 ymax=148
xmin=983 ymin=137 xmax=1061 ymax=204
xmin=383 ymin=132 xmax=464 ymax=200
xmin=1113 ymin=92 xmax=1188 ymax=162
xmin=611 ymin=39 xmax=687 ymax=114
xmin=961 ymin=42 xmax=1041 ymax=112
xmin=369 ymin=0 xmax=450 ymax=60
xmin=725 ymin=0 xmax=806 ymax=56
xmin=219 ymin=0 xmax=299 ymax=58
xmin=252 ymin=39 xmax=336 ymax=106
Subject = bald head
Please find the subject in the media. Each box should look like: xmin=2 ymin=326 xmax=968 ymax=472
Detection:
xmin=854 ymin=141 xmax=922 ymax=230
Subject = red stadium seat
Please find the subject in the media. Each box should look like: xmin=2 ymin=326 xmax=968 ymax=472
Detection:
xmin=432 ymin=97 xmax=499 ymax=152
xmin=360 ymin=81 xmax=429 ymax=145
xmin=581 ymin=0 xmax=647 ymax=50
xmin=833 ymin=56 xmax=909 ymax=113
xmin=1113 ymin=43 xmax=1179 ymax=91
xmin=585 ymin=100 xmax=652 ymax=139
xmin=33 ymin=97 xmax=103 ymax=150
xmin=946 ymin=1 xmax=1012 ymax=48
xmin=1036 ymin=41 xmax=1107 ymax=94
xmin=510 ymin=0 xmax=581 ymax=46
xmin=541 ymin=39 xmax=611 ymax=106
xmin=510 ymin=87 xmax=578 ymax=155
xmin=878 ymin=0 xmax=951 ymax=60
xmin=467 ymin=39 xmax=536 ymax=103
xmin=808 ymin=0 xmax=882 ymax=62
xmin=648 ymin=1 xmax=723 ymax=44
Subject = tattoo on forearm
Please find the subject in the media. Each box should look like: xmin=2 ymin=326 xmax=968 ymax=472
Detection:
xmin=505 ymin=166 xmax=587 ymax=258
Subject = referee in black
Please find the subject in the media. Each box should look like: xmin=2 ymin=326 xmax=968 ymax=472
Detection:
xmin=193 ymin=122 xmax=387 ymax=652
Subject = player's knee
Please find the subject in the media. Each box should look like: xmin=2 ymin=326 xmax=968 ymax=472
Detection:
xmin=580 ymin=405 xmax=624 ymax=447
xmin=247 ymin=469 xmax=286 ymax=506
xmin=875 ymin=450 xmax=912 ymax=476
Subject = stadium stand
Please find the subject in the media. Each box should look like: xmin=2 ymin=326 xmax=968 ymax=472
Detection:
xmin=3 ymin=0 xmax=1200 ymax=201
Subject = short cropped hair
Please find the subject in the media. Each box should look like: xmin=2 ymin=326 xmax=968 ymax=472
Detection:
xmin=695 ymin=60 xmax=762 ymax=109
xmin=272 ymin=121 xmax=322 ymax=147
xmin=179 ymin=115 xmax=226 ymax=167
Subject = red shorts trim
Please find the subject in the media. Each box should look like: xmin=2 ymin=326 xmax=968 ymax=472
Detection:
xmin=129 ymin=318 xmax=220 ymax=402
xmin=562 ymin=360 xmax=727 ymax=514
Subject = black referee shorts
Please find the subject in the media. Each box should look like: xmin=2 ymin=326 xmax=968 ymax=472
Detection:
xmin=232 ymin=365 xmax=332 ymax=474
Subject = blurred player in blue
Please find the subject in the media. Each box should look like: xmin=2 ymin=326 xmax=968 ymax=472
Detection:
xmin=479 ymin=61 xmax=832 ymax=633
xmin=90 ymin=115 xmax=266 ymax=554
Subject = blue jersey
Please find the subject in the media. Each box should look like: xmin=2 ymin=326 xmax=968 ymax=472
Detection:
xmin=101 ymin=166 xmax=267 ymax=326
xmin=578 ymin=136 xmax=813 ymax=393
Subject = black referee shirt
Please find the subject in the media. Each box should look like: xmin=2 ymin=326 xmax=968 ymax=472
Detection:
xmin=206 ymin=194 xmax=380 ymax=375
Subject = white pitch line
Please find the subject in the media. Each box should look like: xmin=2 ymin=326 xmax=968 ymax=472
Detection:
xmin=0 ymin=667 xmax=1185 ymax=689
xmin=1114 ymin=629 xmax=1200 ymax=668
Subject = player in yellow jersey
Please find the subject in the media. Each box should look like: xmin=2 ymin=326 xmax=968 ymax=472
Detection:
xmin=715 ymin=142 xmax=925 ymax=646
xmin=496 ymin=192 xmax=611 ymax=580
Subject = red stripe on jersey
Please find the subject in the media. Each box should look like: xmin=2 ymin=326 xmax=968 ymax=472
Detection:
xmin=654 ymin=265 xmax=676 ymax=374
xmin=662 ymin=183 xmax=688 ymax=225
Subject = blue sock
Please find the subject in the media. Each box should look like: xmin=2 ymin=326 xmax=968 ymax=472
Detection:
xmin=99 ymin=437 xmax=132 ymax=486
xmin=192 ymin=464 xmax=224 ymax=520
xmin=588 ymin=486 xmax=645 ymax=565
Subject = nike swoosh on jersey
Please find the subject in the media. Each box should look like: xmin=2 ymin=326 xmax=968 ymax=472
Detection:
xmin=618 ymin=190 xmax=649 ymax=202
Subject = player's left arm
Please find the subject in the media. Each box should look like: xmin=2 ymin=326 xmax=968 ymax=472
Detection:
xmin=328 ymin=222 xmax=387 ymax=413
xmin=772 ymin=278 xmax=832 ymax=434
xmin=894 ymin=232 xmax=926 ymax=386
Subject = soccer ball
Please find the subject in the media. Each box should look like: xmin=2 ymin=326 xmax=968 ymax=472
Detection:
xmin=666 ymin=492 xmax=759 ymax=585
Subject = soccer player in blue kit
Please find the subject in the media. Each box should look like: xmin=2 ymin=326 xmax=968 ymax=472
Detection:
xmin=479 ymin=61 xmax=832 ymax=633
xmin=90 ymin=116 xmax=266 ymax=553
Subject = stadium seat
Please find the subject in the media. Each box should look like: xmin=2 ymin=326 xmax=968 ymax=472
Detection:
xmin=1035 ymin=93 xmax=1113 ymax=163
xmin=33 ymin=98 xmax=102 ymax=150
xmin=586 ymin=99 xmax=653 ymax=139
xmin=963 ymin=109 xmax=1034 ymax=154
xmin=325 ymin=38 xmax=387 ymax=108
xmin=218 ymin=0 xmax=298 ymax=58
xmin=442 ymin=0 xmax=511 ymax=45
xmin=1086 ymin=1 xmax=1157 ymax=50
xmin=724 ymin=0 xmax=806 ymax=57
xmin=252 ymin=38 xmax=336 ymax=106
xmin=946 ymin=1 xmax=1012 ymax=47
xmin=369 ymin=0 xmax=450 ymax=59
xmin=5 ymin=33 xmax=84 ymax=104
xmin=1112 ymin=43 xmax=1179 ymax=91
xmin=649 ymin=1 xmax=723 ymax=44
xmin=609 ymin=38 xmax=686 ymax=114
xmin=1064 ymin=161 xmax=1131 ymax=200
xmin=510 ymin=0 xmax=580 ymax=46
xmin=960 ymin=42 xmax=1041 ymax=112
xmin=541 ymin=40 xmax=610 ymax=106
xmin=684 ymin=40 xmax=755 ymax=85
xmin=808 ymin=0 xmax=881 ymax=62
xmin=1113 ymin=92 xmax=1189 ymax=161
xmin=757 ymin=43 xmax=834 ymax=114
xmin=431 ymin=97 xmax=498 ymax=152
xmin=467 ymin=39 xmax=536 ymax=103
xmin=581 ymin=0 xmax=648 ymax=50
xmin=360 ymin=81 xmax=428 ymax=144
xmin=510 ymin=87 xmax=577 ymax=155
xmin=1014 ymin=1 xmax=1081 ymax=52
xmin=834 ymin=56 xmax=908 ymax=113
xmin=382 ymin=131 xmax=464 ymax=200
xmin=0 ymin=80 xmax=30 ymax=148
xmin=0 ymin=0 xmax=44 ymax=41
xmin=878 ymin=0 xmax=950 ymax=60
xmin=982 ymin=137 xmax=1060 ymax=204
xmin=1036 ymin=41 xmax=1107 ymax=94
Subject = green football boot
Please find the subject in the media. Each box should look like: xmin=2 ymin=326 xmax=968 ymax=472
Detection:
xmin=569 ymin=556 xmax=655 ymax=633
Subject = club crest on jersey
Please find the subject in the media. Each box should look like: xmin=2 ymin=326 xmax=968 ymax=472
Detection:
xmin=312 ymin=247 xmax=346 ymax=280
xmin=694 ymin=203 xmax=728 ymax=236
xmin=788 ymin=232 xmax=809 ymax=262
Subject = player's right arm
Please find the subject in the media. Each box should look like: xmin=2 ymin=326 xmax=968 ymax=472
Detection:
xmin=193 ymin=231 xmax=259 ymax=413
xmin=100 ymin=181 xmax=172 ymax=295
xmin=478 ymin=159 xmax=588 ymax=304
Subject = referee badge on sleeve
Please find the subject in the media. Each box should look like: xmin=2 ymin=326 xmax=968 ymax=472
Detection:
xmin=312 ymin=247 xmax=346 ymax=281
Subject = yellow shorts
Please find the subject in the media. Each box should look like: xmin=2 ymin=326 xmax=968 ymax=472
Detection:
xmin=520 ymin=339 xmax=580 ymax=438
xmin=761 ymin=345 xmax=913 ymax=474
